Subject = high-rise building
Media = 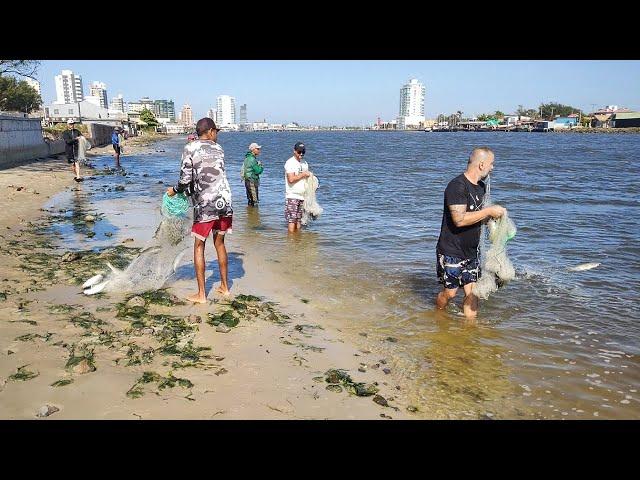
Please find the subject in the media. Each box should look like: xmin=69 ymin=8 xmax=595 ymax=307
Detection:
xmin=397 ymin=78 xmax=426 ymax=129
xmin=207 ymin=108 xmax=216 ymax=121
xmin=139 ymin=97 xmax=154 ymax=112
xmin=54 ymin=69 xmax=84 ymax=104
xmin=109 ymin=93 xmax=125 ymax=113
xmin=154 ymin=99 xmax=175 ymax=122
xmin=25 ymin=78 xmax=41 ymax=96
xmin=89 ymin=81 xmax=108 ymax=109
xmin=180 ymin=104 xmax=194 ymax=125
xmin=216 ymin=95 xmax=236 ymax=126
xmin=239 ymin=104 xmax=247 ymax=125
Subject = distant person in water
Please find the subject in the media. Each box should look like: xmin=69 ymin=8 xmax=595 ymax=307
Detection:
xmin=111 ymin=127 xmax=122 ymax=170
xmin=284 ymin=142 xmax=311 ymax=233
xmin=167 ymin=117 xmax=233 ymax=302
xmin=242 ymin=142 xmax=263 ymax=206
xmin=435 ymin=147 xmax=506 ymax=320
xmin=62 ymin=119 xmax=83 ymax=182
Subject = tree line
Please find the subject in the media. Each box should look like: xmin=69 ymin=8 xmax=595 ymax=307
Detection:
xmin=0 ymin=60 xmax=42 ymax=113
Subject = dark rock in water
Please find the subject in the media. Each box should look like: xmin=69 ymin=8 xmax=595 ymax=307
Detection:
xmin=407 ymin=405 xmax=419 ymax=413
xmin=86 ymin=232 xmax=95 ymax=238
xmin=326 ymin=384 xmax=343 ymax=393
xmin=143 ymin=174 xmax=149 ymax=177
xmin=358 ymin=332 xmax=368 ymax=337
xmin=157 ymin=181 xmax=163 ymax=184
xmin=358 ymin=367 xmax=367 ymax=373
xmin=382 ymin=368 xmax=391 ymax=375
xmin=385 ymin=337 xmax=397 ymax=343
xmin=37 ymin=405 xmax=60 ymax=417
xmin=373 ymin=395 xmax=389 ymax=407
xmin=115 ymin=185 xmax=125 ymax=191
xmin=105 ymin=232 xmax=113 ymax=237
xmin=379 ymin=359 xmax=387 ymax=365
xmin=61 ymin=252 xmax=81 ymax=262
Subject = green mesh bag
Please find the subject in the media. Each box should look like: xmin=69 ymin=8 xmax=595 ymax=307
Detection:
xmin=162 ymin=192 xmax=189 ymax=218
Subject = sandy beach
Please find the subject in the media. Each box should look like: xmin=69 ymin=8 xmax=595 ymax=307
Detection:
xmin=0 ymin=139 xmax=416 ymax=420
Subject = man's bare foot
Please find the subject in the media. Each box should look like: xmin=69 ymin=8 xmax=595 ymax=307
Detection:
xmin=215 ymin=286 xmax=231 ymax=297
xmin=186 ymin=293 xmax=207 ymax=304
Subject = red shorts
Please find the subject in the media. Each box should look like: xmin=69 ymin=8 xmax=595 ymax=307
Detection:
xmin=191 ymin=216 xmax=232 ymax=241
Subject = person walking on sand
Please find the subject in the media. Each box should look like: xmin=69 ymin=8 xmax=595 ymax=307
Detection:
xmin=242 ymin=142 xmax=263 ymax=206
xmin=435 ymin=147 xmax=506 ymax=320
xmin=284 ymin=141 xmax=311 ymax=233
xmin=111 ymin=127 xmax=122 ymax=170
xmin=167 ymin=117 xmax=233 ymax=302
xmin=62 ymin=119 xmax=83 ymax=182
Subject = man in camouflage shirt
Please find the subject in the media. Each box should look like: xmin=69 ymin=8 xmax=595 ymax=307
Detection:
xmin=167 ymin=117 xmax=233 ymax=302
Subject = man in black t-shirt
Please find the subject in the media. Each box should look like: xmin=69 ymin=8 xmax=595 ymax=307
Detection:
xmin=435 ymin=147 xmax=506 ymax=319
xmin=61 ymin=119 xmax=83 ymax=182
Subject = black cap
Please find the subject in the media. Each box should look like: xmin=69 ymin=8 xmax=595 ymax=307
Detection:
xmin=294 ymin=142 xmax=306 ymax=154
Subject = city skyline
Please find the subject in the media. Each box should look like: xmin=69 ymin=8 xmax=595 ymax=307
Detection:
xmin=36 ymin=60 xmax=640 ymax=126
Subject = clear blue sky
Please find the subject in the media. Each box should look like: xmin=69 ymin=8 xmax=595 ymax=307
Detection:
xmin=37 ymin=60 xmax=640 ymax=125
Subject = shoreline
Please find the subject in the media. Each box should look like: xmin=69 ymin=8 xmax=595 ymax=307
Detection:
xmin=0 ymin=142 xmax=417 ymax=420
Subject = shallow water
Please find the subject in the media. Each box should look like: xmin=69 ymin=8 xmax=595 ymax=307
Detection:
xmin=45 ymin=132 xmax=640 ymax=419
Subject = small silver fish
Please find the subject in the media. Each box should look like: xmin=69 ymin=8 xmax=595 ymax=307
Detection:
xmin=568 ymin=262 xmax=601 ymax=272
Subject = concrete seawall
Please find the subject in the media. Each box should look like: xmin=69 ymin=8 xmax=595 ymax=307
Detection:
xmin=0 ymin=115 xmax=68 ymax=169
xmin=0 ymin=115 xmax=117 ymax=169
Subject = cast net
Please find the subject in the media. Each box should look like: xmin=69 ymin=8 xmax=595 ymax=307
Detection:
xmin=301 ymin=173 xmax=323 ymax=225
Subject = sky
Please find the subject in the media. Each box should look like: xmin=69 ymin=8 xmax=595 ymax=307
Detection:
xmin=36 ymin=60 xmax=640 ymax=126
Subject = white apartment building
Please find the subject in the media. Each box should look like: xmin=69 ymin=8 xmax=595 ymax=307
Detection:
xmin=54 ymin=70 xmax=84 ymax=104
xmin=89 ymin=81 xmax=108 ymax=108
xmin=397 ymin=78 xmax=426 ymax=129
xmin=216 ymin=95 xmax=236 ymax=126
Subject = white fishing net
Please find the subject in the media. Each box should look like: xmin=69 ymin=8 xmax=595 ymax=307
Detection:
xmin=473 ymin=176 xmax=517 ymax=300
xmin=84 ymin=206 xmax=192 ymax=295
xmin=301 ymin=173 xmax=323 ymax=226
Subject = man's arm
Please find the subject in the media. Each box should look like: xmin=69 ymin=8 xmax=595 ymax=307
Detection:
xmin=449 ymin=204 xmax=506 ymax=227
xmin=168 ymin=149 xmax=193 ymax=196
xmin=287 ymin=171 xmax=310 ymax=183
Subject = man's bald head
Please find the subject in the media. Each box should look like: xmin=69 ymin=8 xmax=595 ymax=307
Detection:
xmin=468 ymin=147 xmax=494 ymax=165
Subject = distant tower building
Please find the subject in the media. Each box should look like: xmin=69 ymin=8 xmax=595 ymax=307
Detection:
xmin=180 ymin=104 xmax=194 ymax=125
xmin=90 ymin=81 xmax=108 ymax=108
xmin=216 ymin=95 xmax=236 ymax=126
xmin=207 ymin=108 xmax=217 ymax=121
xmin=139 ymin=96 xmax=154 ymax=112
xmin=54 ymin=69 xmax=84 ymax=104
xmin=240 ymin=104 xmax=247 ymax=125
xmin=154 ymin=99 xmax=176 ymax=122
xmin=397 ymin=78 xmax=426 ymax=129
xmin=109 ymin=93 xmax=125 ymax=113
xmin=25 ymin=78 xmax=41 ymax=96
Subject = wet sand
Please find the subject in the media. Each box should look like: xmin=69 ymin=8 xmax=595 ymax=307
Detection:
xmin=0 ymin=142 xmax=415 ymax=420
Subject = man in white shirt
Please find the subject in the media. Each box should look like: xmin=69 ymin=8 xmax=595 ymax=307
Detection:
xmin=284 ymin=142 xmax=311 ymax=233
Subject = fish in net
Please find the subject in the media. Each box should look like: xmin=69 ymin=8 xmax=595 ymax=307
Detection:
xmin=473 ymin=177 xmax=517 ymax=300
xmin=301 ymin=173 xmax=323 ymax=226
xmin=83 ymin=192 xmax=192 ymax=295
